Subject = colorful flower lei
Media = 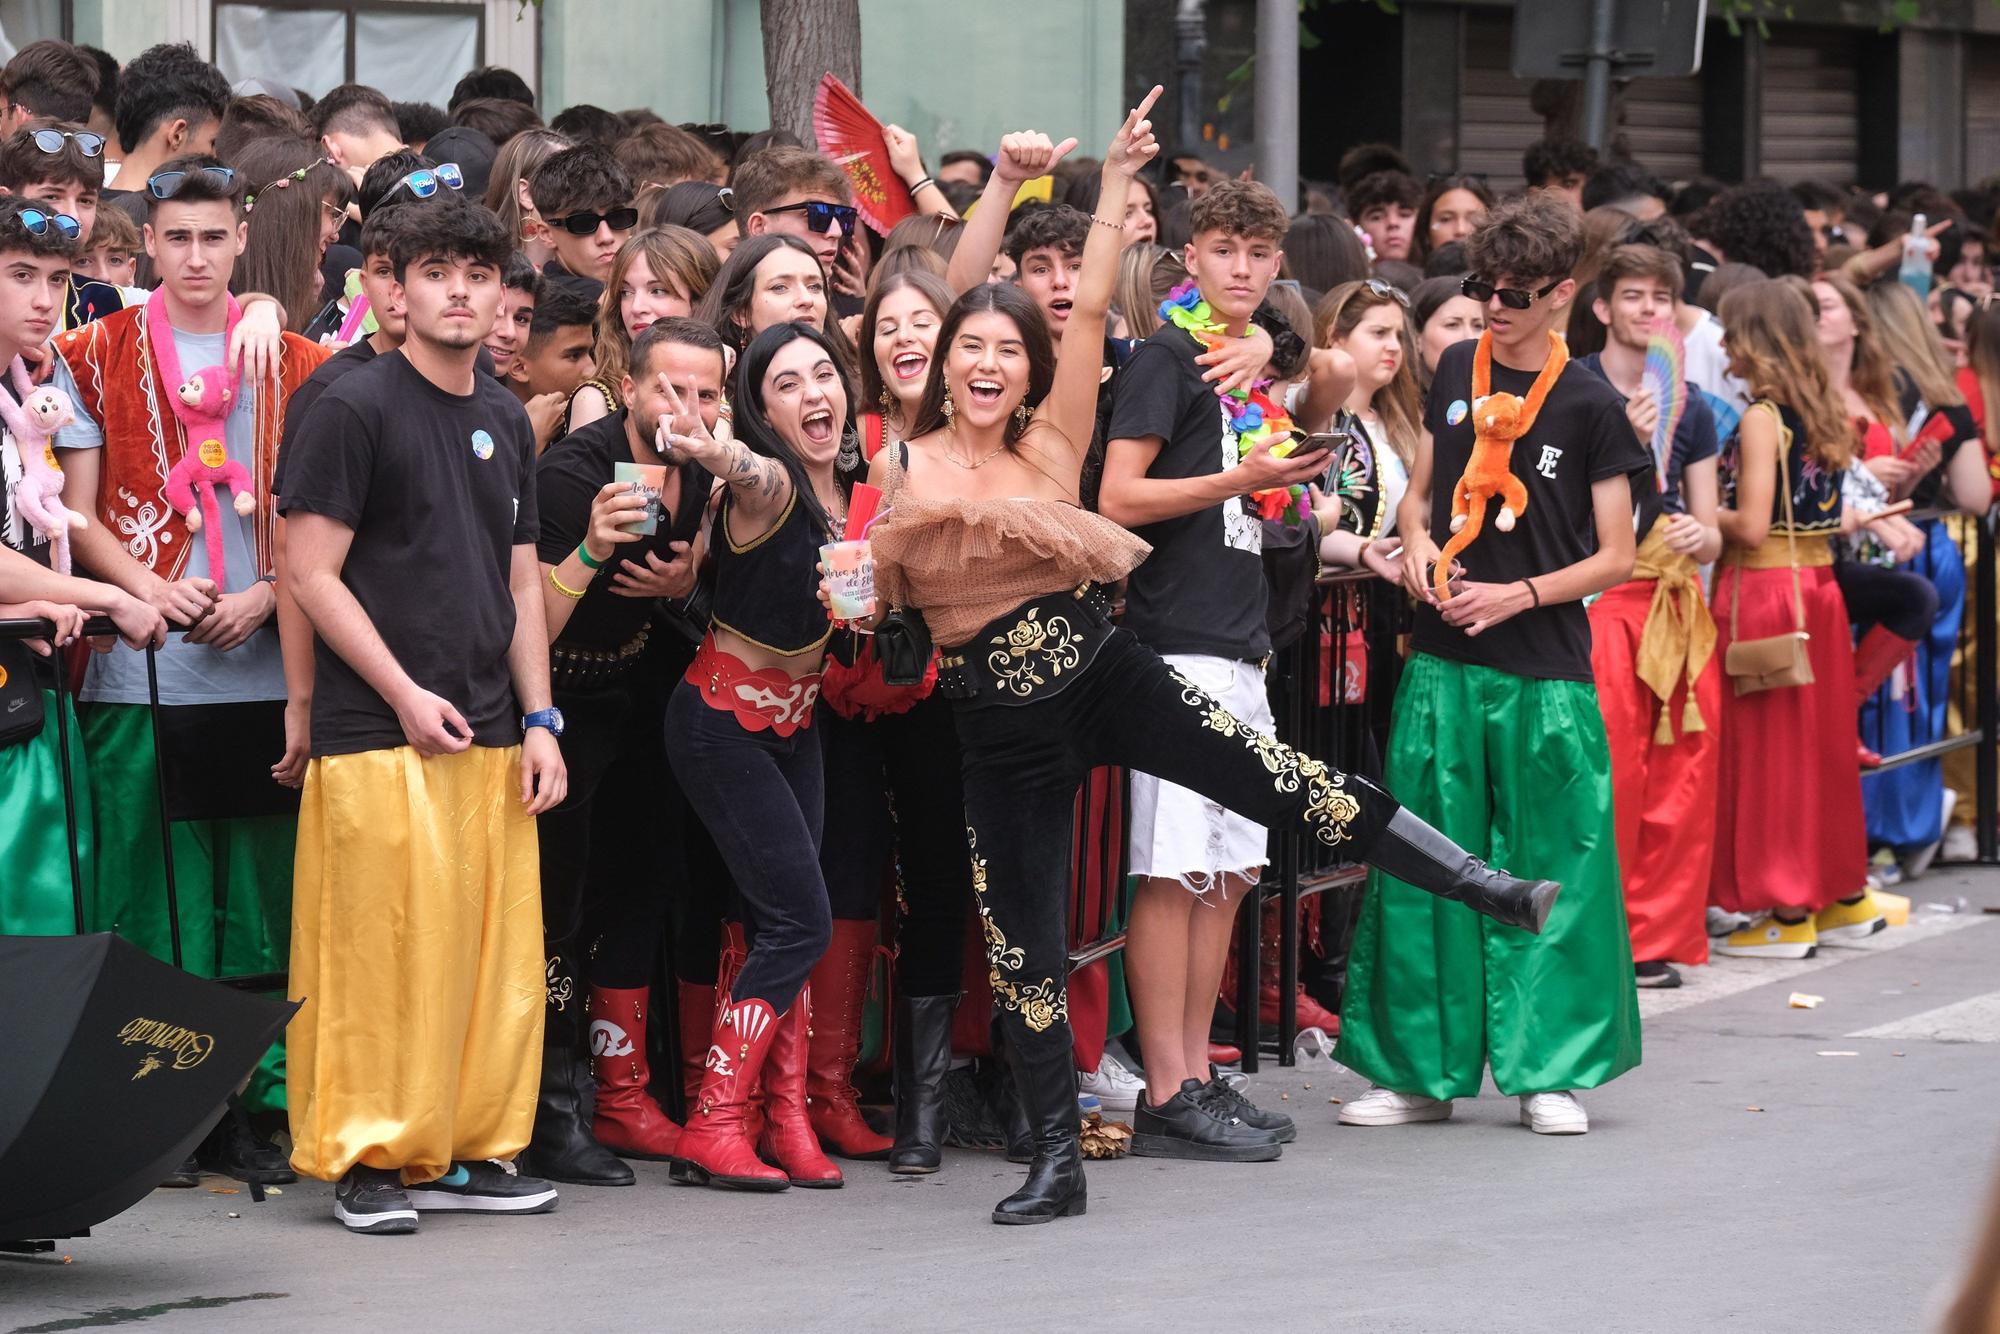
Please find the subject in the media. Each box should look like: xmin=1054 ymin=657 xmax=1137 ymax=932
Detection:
xmin=1159 ymin=279 xmax=1308 ymax=524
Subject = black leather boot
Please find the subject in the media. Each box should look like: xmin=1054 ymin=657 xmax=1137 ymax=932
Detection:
xmin=891 ymin=994 xmax=958 ymax=1175
xmin=526 ymin=956 xmax=634 ymax=1187
xmin=1347 ymin=774 xmax=1562 ymax=934
xmin=991 ymin=1031 xmax=1086 ymax=1226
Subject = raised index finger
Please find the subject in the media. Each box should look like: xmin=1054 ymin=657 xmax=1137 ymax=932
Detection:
xmin=1131 ymin=84 xmax=1163 ymax=127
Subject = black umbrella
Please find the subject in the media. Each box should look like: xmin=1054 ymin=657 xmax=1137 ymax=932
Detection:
xmin=0 ymin=933 xmax=298 ymax=1242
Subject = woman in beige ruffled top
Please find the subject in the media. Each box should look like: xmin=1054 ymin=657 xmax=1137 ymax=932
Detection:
xmin=858 ymin=89 xmax=1558 ymax=1229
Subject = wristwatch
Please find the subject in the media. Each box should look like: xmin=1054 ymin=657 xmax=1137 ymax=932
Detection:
xmin=522 ymin=707 xmax=565 ymax=737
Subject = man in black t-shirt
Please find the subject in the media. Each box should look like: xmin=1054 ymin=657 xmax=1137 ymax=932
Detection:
xmin=522 ymin=318 xmax=716 ymax=1186
xmin=1337 ymin=195 xmax=1646 ymax=1138
xmin=278 ymin=198 xmax=567 ymax=1236
xmin=1098 ymin=179 xmax=1329 ymax=1160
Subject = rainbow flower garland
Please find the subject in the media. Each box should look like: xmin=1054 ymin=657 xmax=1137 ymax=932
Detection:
xmin=1159 ymin=279 xmax=1307 ymax=524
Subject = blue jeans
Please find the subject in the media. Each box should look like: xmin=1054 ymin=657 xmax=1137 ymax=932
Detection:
xmin=664 ymin=680 xmax=830 ymax=1012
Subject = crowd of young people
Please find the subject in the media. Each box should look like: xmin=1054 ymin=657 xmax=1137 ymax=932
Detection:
xmin=0 ymin=36 xmax=1991 ymax=1236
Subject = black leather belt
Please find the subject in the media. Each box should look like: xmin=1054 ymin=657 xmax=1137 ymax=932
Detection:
xmin=936 ymin=584 xmax=1113 ymax=707
xmin=551 ymin=626 xmax=650 ymax=690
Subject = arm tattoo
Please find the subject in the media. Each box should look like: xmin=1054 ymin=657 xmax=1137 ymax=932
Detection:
xmin=715 ymin=439 xmax=787 ymax=501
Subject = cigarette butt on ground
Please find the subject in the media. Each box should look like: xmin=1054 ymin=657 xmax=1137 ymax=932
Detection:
xmin=1789 ymin=992 xmax=1823 ymax=1009
xmin=1816 ymin=1050 xmax=1859 ymax=1057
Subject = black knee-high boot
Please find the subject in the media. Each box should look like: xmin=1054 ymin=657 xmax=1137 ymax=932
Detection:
xmin=991 ymin=1024 xmax=1086 ymax=1225
xmin=1343 ymin=774 xmax=1561 ymax=933
xmin=890 ymin=993 xmax=959 ymax=1174
xmin=527 ymin=953 xmax=635 ymax=1187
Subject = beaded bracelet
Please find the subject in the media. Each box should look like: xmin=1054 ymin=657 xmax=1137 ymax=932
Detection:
xmin=1091 ymin=215 xmax=1125 ymax=231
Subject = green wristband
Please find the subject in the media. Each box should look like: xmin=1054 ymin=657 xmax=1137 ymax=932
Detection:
xmin=576 ymin=543 xmax=607 ymax=571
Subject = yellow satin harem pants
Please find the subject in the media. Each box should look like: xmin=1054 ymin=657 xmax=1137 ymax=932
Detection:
xmin=287 ymin=744 xmax=543 ymax=1185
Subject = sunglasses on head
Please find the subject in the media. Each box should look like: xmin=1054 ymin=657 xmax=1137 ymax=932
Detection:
xmin=382 ymin=162 xmax=464 ymax=206
xmin=761 ymin=200 xmax=857 ymax=235
xmin=550 ymin=205 xmax=638 ymax=236
xmin=32 ymin=128 xmax=104 ymax=158
xmin=1366 ymin=277 xmax=1411 ymax=307
xmin=18 ymin=207 xmax=81 ymax=240
xmin=1461 ymin=274 xmax=1561 ymax=310
xmin=147 ymin=165 xmax=237 ymax=200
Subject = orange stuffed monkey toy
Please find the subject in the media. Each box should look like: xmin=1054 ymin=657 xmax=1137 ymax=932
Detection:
xmin=1434 ymin=331 xmax=1568 ymax=602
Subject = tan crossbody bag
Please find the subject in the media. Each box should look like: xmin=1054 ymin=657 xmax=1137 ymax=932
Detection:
xmin=1723 ymin=402 xmax=1815 ymax=695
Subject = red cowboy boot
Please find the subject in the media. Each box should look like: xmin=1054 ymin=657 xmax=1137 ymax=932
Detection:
xmin=588 ymin=986 xmax=681 ymax=1160
xmin=1208 ymin=1042 xmax=1243 ymax=1066
xmin=1255 ymin=899 xmax=1341 ymax=1035
xmin=714 ymin=923 xmax=765 ymax=1144
xmin=758 ymin=985 xmax=844 ymax=1187
xmin=1854 ymin=625 xmax=1920 ymax=704
xmin=677 ymin=981 xmax=716 ymax=1116
xmin=668 ymin=995 xmax=788 ymax=1191
xmin=805 ymin=919 xmax=893 ymax=1159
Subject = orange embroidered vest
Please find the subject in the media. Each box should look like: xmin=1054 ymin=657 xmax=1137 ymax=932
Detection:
xmin=52 ymin=307 xmax=328 ymax=579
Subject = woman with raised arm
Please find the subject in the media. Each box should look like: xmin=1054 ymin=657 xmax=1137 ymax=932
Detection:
xmin=856 ymin=88 xmax=1562 ymax=1227
xmin=651 ymin=321 xmax=854 ymax=1195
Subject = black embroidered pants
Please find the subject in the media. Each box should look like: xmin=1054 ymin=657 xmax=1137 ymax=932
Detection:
xmin=954 ymin=625 xmax=1376 ymax=1065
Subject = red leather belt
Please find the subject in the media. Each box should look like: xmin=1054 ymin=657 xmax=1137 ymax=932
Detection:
xmin=687 ymin=634 xmax=821 ymax=736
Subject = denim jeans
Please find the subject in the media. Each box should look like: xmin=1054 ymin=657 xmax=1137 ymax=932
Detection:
xmin=955 ymin=625 xmax=1381 ymax=1062
xmin=664 ymin=679 xmax=830 ymax=1011
xmin=819 ymin=693 xmax=975 ymax=997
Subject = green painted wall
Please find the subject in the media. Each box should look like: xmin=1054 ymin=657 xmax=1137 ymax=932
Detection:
xmin=541 ymin=0 xmax=1126 ymax=159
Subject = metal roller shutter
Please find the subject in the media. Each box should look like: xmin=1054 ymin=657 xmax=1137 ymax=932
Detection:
xmin=1968 ymin=35 xmax=2000 ymax=186
xmin=1759 ymin=27 xmax=1861 ymax=184
xmin=1458 ymin=9 xmax=1702 ymax=191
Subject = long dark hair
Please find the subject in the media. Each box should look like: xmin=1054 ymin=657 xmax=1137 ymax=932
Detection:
xmin=695 ymin=231 xmax=857 ymax=373
xmin=907 ymin=283 xmax=1055 ymax=447
xmin=233 ymin=137 xmax=352 ymax=333
xmin=732 ymin=321 xmax=853 ymax=538
xmin=858 ymin=268 xmax=954 ymax=415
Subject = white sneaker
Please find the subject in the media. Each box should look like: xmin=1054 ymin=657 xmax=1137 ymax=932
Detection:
xmin=1901 ymin=788 xmax=1958 ymax=880
xmin=1337 ymin=1085 xmax=1452 ymax=1126
xmin=1519 ymin=1091 xmax=1589 ymax=1135
xmin=1940 ymin=824 xmax=1979 ymax=864
xmin=1078 ymin=1051 xmax=1146 ymax=1114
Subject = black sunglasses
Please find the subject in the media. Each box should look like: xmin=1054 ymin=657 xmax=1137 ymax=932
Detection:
xmin=147 ymin=165 xmax=237 ymax=200
xmin=550 ymin=205 xmax=638 ymax=236
xmin=1461 ymin=274 xmax=1561 ymax=310
xmin=761 ymin=200 xmax=858 ymax=235
xmin=32 ymin=128 xmax=103 ymax=158
xmin=19 ymin=208 xmax=81 ymax=240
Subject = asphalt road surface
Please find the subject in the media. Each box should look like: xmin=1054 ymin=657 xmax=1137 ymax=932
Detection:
xmin=5 ymin=869 xmax=1997 ymax=1334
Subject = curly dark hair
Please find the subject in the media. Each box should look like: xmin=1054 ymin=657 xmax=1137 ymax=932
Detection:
xmin=1697 ymin=181 xmax=1816 ymax=279
xmin=1464 ymin=192 xmax=1584 ymax=284
xmin=1003 ymin=202 xmax=1089 ymax=266
xmin=1347 ymin=169 xmax=1421 ymax=219
xmin=1521 ymin=137 xmax=1597 ymax=189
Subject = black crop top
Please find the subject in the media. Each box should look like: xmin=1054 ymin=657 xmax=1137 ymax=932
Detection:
xmin=709 ymin=486 xmax=833 ymax=657
xmin=1720 ymin=401 xmax=1842 ymax=537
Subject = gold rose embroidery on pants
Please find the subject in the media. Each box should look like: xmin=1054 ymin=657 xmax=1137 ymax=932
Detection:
xmin=545 ymin=957 xmax=573 ymax=1012
xmin=967 ymin=824 xmax=1067 ymax=1033
xmin=1172 ymin=668 xmax=1355 ymax=838
xmin=987 ymin=607 xmax=1082 ymax=698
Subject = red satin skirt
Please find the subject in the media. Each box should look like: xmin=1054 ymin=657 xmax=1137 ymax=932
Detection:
xmin=1588 ymin=579 xmax=1719 ymax=966
xmin=1708 ymin=564 xmax=1870 ymax=914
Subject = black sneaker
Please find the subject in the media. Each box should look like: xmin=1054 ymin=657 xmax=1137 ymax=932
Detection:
xmin=333 ymin=1167 xmax=418 ymax=1235
xmin=159 ymin=1155 xmax=201 ymax=1189
xmin=1129 ymin=1079 xmax=1282 ymax=1162
xmin=1205 ymin=1066 xmax=1296 ymax=1143
xmin=1634 ymin=961 xmax=1683 ymax=989
xmin=199 ymin=1110 xmax=298 ymax=1186
xmin=403 ymin=1161 xmax=559 ymax=1215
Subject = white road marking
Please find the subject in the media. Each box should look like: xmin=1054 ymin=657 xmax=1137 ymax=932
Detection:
xmin=1849 ymin=990 xmax=2000 ymax=1043
xmin=1637 ymin=913 xmax=1992 ymax=1019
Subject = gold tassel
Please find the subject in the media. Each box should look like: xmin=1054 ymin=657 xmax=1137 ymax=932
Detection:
xmin=1654 ymin=706 xmax=1677 ymax=747
xmin=1682 ymin=687 xmax=1707 ymax=735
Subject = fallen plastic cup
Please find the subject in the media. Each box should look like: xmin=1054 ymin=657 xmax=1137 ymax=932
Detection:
xmin=820 ymin=539 xmax=875 ymax=621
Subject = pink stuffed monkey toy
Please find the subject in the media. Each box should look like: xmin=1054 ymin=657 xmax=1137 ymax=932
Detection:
xmin=162 ymin=364 xmax=253 ymax=587
xmin=0 ymin=356 xmax=85 ymax=574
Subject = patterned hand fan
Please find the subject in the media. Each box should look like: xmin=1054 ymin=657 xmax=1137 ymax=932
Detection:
xmin=1643 ymin=323 xmax=1687 ymax=494
xmin=812 ymin=74 xmax=914 ymax=237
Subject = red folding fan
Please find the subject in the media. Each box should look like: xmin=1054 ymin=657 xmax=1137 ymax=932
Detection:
xmin=813 ymin=73 xmax=915 ymax=237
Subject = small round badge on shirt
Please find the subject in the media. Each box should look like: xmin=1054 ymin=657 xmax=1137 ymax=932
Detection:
xmin=1446 ymin=399 xmax=1469 ymax=427
xmin=471 ymin=428 xmax=494 ymax=460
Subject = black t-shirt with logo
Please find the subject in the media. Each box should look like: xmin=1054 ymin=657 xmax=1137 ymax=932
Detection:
xmin=1107 ymin=321 xmax=1269 ymax=662
xmin=1412 ymin=338 xmax=1648 ymax=683
xmin=278 ymin=350 xmax=539 ymax=757
xmin=535 ymin=409 xmax=711 ymax=652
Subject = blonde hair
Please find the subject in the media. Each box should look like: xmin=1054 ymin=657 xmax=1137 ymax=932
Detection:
xmin=1314 ymin=280 xmax=1422 ymax=465
xmin=1865 ymin=278 xmax=1963 ymax=410
xmin=1717 ymin=276 xmax=1854 ymax=470
xmin=1113 ymin=243 xmax=1180 ymax=340
xmin=595 ymin=226 xmax=721 ymax=386
xmin=1818 ymin=272 xmax=1904 ymax=444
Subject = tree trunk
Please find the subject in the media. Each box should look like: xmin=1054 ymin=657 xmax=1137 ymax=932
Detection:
xmin=761 ymin=0 xmax=862 ymax=147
